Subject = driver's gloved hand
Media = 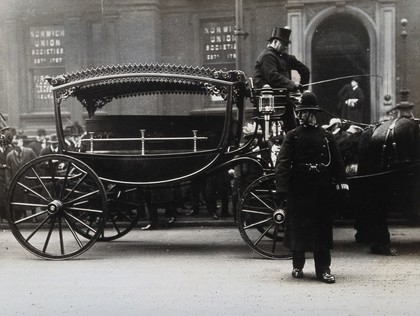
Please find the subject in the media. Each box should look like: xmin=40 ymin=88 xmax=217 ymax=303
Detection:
xmin=298 ymin=84 xmax=304 ymax=93
xmin=292 ymin=83 xmax=303 ymax=93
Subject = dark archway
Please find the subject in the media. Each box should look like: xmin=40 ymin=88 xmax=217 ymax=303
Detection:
xmin=311 ymin=13 xmax=370 ymax=124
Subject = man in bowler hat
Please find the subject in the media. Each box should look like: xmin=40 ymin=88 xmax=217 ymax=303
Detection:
xmin=28 ymin=128 xmax=47 ymax=156
xmin=40 ymin=134 xmax=61 ymax=156
xmin=254 ymin=26 xmax=310 ymax=131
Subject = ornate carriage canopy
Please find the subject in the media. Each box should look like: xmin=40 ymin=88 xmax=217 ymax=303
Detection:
xmin=46 ymin=63 xmax=248 ymax=116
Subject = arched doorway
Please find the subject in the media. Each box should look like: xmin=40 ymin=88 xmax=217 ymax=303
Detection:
xmin=311 ymin=13 xmax=370 ymax=124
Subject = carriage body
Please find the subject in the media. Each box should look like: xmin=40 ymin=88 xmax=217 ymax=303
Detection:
xmin=50 ymin=65 xmax=250 ymax=186
xmin=8 ymin=64 xmax=418 ymax=261
xmin=7 ymin=64 xmax=274 ymax=260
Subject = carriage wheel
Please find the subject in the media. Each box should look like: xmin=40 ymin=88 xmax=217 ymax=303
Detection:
xmin=84 ymin=185 xmax=141 ymax=242
xmin=6 ymin=154 xmax=108 ymax=260
xmin=237 ymin=173 xmax=291 ymax=259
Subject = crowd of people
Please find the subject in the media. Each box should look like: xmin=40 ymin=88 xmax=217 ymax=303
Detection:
xmin=0 ymin=123 xmax=88 ymax=223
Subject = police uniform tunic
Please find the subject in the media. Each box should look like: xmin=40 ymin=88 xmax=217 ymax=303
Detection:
xmin=275 ymin=124 xmax=347 ymax=251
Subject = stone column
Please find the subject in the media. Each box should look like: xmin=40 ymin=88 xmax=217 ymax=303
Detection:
xmin=5 ymin=18 xmax=21 ymax=127
xmin=102 ymin=13 xmax=119 ymax=65
xmin=286 ymin=4 xmax=305 ymax=83
xmin=377 ymin=1 xmax=396 ymax=120
xmin=118 ymin=0 xmax=161 ymax=63
xmin=64 ymin=15 xmax=89 ymax=123
xmin=286 ymin=5 xmax=305 ymax=60
xmin=117 ymin=0 xmax=162 ymax=114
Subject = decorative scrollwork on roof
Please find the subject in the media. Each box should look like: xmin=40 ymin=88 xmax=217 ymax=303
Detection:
xmin=78 ymin=95 xmax=113 ymax=118
xmin=46 ymin=63 xmax=249 ymax=115
xmin=55 ymin=87 xmax=75 ymax=103
xmin=46 ymin=63 xmax=247 ymax=87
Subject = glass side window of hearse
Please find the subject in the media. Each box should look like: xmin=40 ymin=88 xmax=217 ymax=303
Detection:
xmin=60 ymin=91 xmax=227 ymax=154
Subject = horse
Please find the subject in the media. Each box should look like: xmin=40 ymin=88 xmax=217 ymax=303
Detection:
xmin=336 ymin=111 xmax=420 ymax=255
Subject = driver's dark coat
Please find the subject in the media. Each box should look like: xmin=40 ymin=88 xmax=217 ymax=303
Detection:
xmin=275 ymin=125 xmax=347 ymax=251
xmin=254 ymin=47 xmax=310 ymax=89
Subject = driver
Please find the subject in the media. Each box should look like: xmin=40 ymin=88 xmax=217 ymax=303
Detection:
xmin=254 ymin=26 xmax=310 ymax=132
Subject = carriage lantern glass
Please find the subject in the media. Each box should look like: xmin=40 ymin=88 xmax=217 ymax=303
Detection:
xmin=258 ymin=84 xmax=275 ymax=140
xmin=258 ymin=84 xmax=275 ymax=115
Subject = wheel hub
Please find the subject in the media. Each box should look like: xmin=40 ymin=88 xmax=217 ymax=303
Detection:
xmin=273 ymin=208 xmax=285 ymax=224
xmin=47 ymin=200 xmax=63 ymax=215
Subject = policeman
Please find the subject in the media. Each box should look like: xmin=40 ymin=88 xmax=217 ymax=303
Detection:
xmin=254 ymin=26 xmax=310 ymax=131
xmin=275 ymin=91 xmax=349 ymax=284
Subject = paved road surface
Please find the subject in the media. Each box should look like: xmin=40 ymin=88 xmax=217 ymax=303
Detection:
xmin=0 ymin=226 xmax=419 ymax=315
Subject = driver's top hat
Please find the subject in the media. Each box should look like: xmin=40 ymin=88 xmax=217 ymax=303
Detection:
xmin=268 ymin=27 xmax=292 ymax=44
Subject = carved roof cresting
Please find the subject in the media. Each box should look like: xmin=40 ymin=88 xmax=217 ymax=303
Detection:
xmin=45 ymin=63 xmax=248 ymax=116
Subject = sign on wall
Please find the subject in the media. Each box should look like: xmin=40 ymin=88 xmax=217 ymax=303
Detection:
xmin=29 ymin=26 xmax=65 ymax=67
xmin=32 ymin=68 xmax=64 ymax=102
xmin=202 ymin=18 xmax=236 ymax=70
xmin=28 ymin=26 xmax=66 ymax=109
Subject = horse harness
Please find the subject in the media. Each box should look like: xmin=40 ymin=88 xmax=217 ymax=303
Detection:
xmin=375 ymin=117 xmax=400 ymax=167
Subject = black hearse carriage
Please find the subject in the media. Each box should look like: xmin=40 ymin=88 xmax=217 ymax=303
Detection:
xmin=6 ymin=64 xmax=293 ymax=260
xmin=6 ymin=64 xmax=420 ymax=261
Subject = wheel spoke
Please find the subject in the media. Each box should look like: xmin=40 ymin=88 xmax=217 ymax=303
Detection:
xmin=64 ymin=211 xmax=97 ymax=234
xmin=109 ymin=217 xmax=122 ymax=234
xmin=271 ymin=224 xmax=279 ymax=254
xmin=243 ymin=217 xmax=271 ymax=230
xmin=253 ymin=222 xmax=274 ymax=246
xmin=63 ymin=173 xmax=88 ymax=200
xmin=64 ymin=190 xmax=100 ymax=205
xmin=58 ymin=215 xmax=65 ymax=255
xmin=65 ymin=206 xmax=103 ymax=214
xmin=59 ymin=162 xmax=73 ymax=200
xmin=30 ymin=167 xmax=54 ymax=201
xmin=47 ymin=162 xmax=58 ymax=197
xmin=25 ymin=216 xmax=51 ymax=242
xmin=241 ymin=208 xmax=271 ymax=216
xmin=11 ymin=202 xmax=48 ymax=208
xmin=63 ymin=217 xmax=84 ymax=248
xmin=13 ymin=210 xmax=48 ymax=225
xmin=42 ymin=216 xmax=57 ymax=253
xmin=250 ymin=191 xmax=274 ymax=211
xmin=16 ymin=181 xmax=50 ymax=203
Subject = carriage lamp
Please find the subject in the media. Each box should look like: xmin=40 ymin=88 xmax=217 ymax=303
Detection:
xmin=258 ymin=84 xmax=275 ymax=140
xmin=258 ymin=84 xmax=275 ymax=114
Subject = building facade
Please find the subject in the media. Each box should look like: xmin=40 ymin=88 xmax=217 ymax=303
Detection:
xmin=0 ymin=0 xmax=418 ymax=134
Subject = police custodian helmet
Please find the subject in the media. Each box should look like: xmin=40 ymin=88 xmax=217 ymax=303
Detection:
xmin=295 ymin=90 xmax=321 ymax=112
